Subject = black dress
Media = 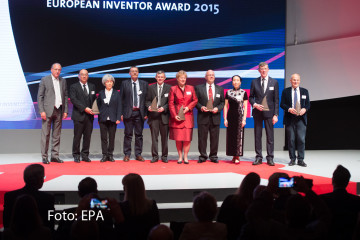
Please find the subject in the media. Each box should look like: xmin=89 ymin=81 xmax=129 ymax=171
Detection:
xmin=225 ymin=88 xmax=248 ymax=156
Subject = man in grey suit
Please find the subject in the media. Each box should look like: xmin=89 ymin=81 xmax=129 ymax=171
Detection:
xmin=119 ymin=66 xmax=148 ymax=162
xmin=69 ymin=69 xmax=96 ymax=163
xmin=37 ymin=63 xmax=68 ymax=164
xmin=195 ymin=70 xmax=225 ymax=163
xmin=249 ymin=62 xmax=279 ymax=166
xmin=145 ymin=70 xmax=171 ymax=163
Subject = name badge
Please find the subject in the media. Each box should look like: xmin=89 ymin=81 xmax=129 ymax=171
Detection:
xmin=216 ymin=94 xmax=220 ymax=98
xmin=104 ymin=99 xmax=109 ymax=104
xmin=138 ymin=90 xmax=142 ymax=95
xmin=91 ymin=91 xmax=95 ymax=94
xmin=302 ymin=95 xmax=306 ymax=99
xmin=164 ymin=93 xmax=168 ymax=97
xmin=269 ymin=87 xmax=274 ymax=90
xmin=186 ymin=91 xmax=191 ymax=95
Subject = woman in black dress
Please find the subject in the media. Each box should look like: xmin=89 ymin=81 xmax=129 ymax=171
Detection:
xmin=224 ymin=75 xmax=248 ymax=164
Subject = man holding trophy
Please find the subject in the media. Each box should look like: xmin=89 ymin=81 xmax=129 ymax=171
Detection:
xmin=280 ymin=73 xmax=310 ymax=167
xmin=145 ymin=70 xmax=171 ymax=163
xmin=249 ymin=62 xmax=279 ymax=166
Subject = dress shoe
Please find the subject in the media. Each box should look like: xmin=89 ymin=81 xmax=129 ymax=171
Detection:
xmin=81 ymin=156 xmax=91 ymax=162
xmin=184 ymin=161 xmax=189 ymax=164
xmin=151 ymin=157 xmax=158 ymax=163
xmin=288 ymin=159 xmax=296 ymax=166
xmin=211 ymin=159 xmax=219 ymax=163
xmin=197 ymin=159 xmax=205 ymax=163
xmin=50 ymin=157 xmax=64 ymax=163
xmin=298 ymin=161 xmax=307 ymax=167
xmin=267 ymin=159 xmax=275 ymax=166
xmin=100 ymin=155 xmax=108 ymax=162
xmin=74 ymin=157 xmax=80 ymax=163
xmin=136 ymin=155 xmax=145 ymax=162
xmin=123 ymin=155 xmax=130 ymax=162
xmin=161 ymin=157 xmax=168 ymax=163
xmin=108 ymin=156 xmax=115 ymax=162
xmin=252 ymin=158 xmax=262 ymax=165
xmin=177 ymin=160 xmax=182 ymax=164
xmin=42 ymin=157 xmax=49 ymax=164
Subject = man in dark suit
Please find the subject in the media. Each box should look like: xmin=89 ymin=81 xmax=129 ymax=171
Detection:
xmin=37 ymin=63 xmax=68 ymax=164
xmin=3 ymin=164 xmax=55 ymax=230
xmin=69 ymin=69 xmax=96 ymax=163
xmin=280 ymin=73 xmax=310 ymax=166
xmin=145 ymin=70 xmax=171 ymax=163
xmin=249 ymin=62 xmax=279 ymax=166
xmin=119 ymin=66 xmax=148 ymax=162
xmin=321 ymin=165 xmax=360 ymax=240
xmin=195 ymin=70 xmax=225 ymax=163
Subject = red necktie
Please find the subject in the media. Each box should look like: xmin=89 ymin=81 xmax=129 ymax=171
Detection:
xmin=209 ymin=85 xmax=213 ymax=103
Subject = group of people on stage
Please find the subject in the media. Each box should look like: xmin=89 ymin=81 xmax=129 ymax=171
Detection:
xmin=38 ymin=62 xmax=310 ymax=166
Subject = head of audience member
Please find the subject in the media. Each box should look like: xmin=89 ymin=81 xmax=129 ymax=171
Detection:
xmin=232 ymin=75 xmax=242 ymax=90
xmin=122 ymin=173 xmax=151 ymax=215
xmin=192 ymin=191 xmax=218 ymax=222
xmin=71 ymin=219 xmax=100 ymax=240
xmin=9 ymin=194 xmax=43 ymax=236
xmin=253 ymin=185 xmax=267 ymax=199
xmin=148 ymin=224 xmax=174 ymax=240
xmin=285 ymin=194 xmax=311 ymax=228
xmin=78 ymin=69 xmax=89 ymax=85
xmin=176 ymin=70 xmax=187 ymax=88
xmin=78 ymin=177 xmax=98 ymax=198
xmin=290 ymin=73 xmax=301 ymax=89
xmin=332 ymin=165 xmax=351 ymax=190
xmin=156 ymin=70 xmax=166 ymax=86
xmin=245 ymin=190 xmax=273 ymax=222
xmin=23 ymin=164 xmax=45 ymax=190
xmin=205 ymin=70 xmax=215 ymax=85
xmin=51 ymin=62 xmax=62 ymax=79
xmin=236 ymin=172 xmax=260 ymax=204
xmin=267 ymin=172 xmax=291 ymax=197
xmin=258 ymin=62 xmax=269 ymax=79
xmin=129 ymin=66 xmax=139 ymax=81
xmin=102 ymin=74 xmax=115 ymax=91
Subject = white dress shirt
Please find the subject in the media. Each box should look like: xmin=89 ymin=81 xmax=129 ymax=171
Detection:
xmin=52 ymin=74 xmax=62 ymax=109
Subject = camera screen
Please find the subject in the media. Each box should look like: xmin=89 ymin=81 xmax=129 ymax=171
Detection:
xmin=278 ymin=177 xmax=294 ymax=188
xmin=90 ymin=198 xmax=108 ymax=209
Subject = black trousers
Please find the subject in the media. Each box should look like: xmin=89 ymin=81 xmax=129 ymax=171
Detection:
xmin=99 ymin=120 xmax=117 ymax=156
xmin=72 ymin=115 xmax=93 ymax=158
xmin=197 ymin=117 xmax=220 ymax=161
xmin=123 ymin=111 xmax=144 ymax=157
xmin=149 ymin=116 xmax=169 ymax=159
xmin=286 ymin=118 xmax=306 ymax=161
xmin=253 ymin=115 xmax=274 ymax=160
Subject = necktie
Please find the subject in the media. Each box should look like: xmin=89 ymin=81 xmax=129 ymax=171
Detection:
xmin=261 ymin=79 xmax=265 ymax=93
xmin=209 ymin=85 xmax=213 ymax=103
xmin=293 ymin=88 xmax=298 ymax=108
xmin=158 ymin=85 xmax=162 ymax=107
xmin=83 ymin=84 xmax=88 ymax=96
xmin=133 ymin=82 xmax=138 ymax=107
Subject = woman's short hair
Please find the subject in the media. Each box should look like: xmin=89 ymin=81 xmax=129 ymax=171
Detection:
xmin=102 ymin=74 xmax=115 ymax=86
xmin=176 ymin=70 xmax=187 ymax=79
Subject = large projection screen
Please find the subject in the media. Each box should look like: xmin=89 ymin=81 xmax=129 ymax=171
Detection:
xmin=0 ymin=0 xmax=285 ymax=130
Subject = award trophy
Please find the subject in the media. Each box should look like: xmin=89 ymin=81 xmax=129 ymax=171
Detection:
xmin=150 ymin=97 xmax=158 ymax=111
xmin=91 ymin=100 xmax=100 ymax=114
xmin=205 ymin=99 xmax=214 ymax=111
xmin=178 ymin=106 xmax=185 ymax=120
xmin=295 ymin=101 xmax=301 ymax=116
xmin=260 ymin=96 xmax=269 ymax=111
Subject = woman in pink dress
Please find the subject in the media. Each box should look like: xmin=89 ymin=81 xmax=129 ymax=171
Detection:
xmin=169 ymin=70 xmax=198 ymax=164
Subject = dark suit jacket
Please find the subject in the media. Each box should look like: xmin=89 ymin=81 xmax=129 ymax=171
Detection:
xmin=69 ymin=82 xmax=96 ymax=121
xmin=119 ymin=79 xmax=148 ymax=119
xmin=249 ymin=77 xmax=279 ymax=119
xmin=169 ymin=85 xmax=198 ymax=129
xmin=280 ymin=87 xmax=310 ymax=125
xmin=37 ymin=74 xmax=68 ymax=116
xmin=97 ymin=89 xmax=122 ymax=123
xmin=3 ymin=186 xmax=55 ymax=230
xmin=145 ymin=83 xmax=171 ymax=125
xmin=179 ymin=222 xmax=227 ymax=240
xmin=195 ymin=83 xmax=225 ymax=125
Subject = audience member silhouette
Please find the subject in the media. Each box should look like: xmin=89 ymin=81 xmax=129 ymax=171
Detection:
xmin=320 ymin=165 xmax=360 ymax=240
xmin=3 ymin=164 xmax=55 ymax=230
xmin=3 ymin=194 xmax=52 ymax=240
xmin=148 ymin=224 xmax=174 ymax=240
xmin=217 ymin=172 xmax=260 ymax=240
xmin=116 ymin=173 xmax=160 ymax=240
xmin=179 ymin=191 xmax=227 ymax=240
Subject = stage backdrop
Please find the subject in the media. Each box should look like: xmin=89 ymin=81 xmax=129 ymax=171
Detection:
xmin=0 ymin=0 xmax=285 ymax=129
